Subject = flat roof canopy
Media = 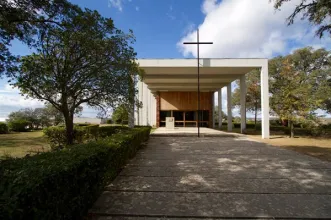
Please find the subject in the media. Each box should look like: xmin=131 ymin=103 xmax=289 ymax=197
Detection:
xmin=137 ymin=58 xmax=268 ymax=92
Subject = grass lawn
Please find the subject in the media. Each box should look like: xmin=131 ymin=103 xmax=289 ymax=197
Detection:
xmin=217 ymin=125 xmax=331 ymax=162
xmin=249 ymin=135 xmax=331 ymax=162
xmin=0 ymin=131 xmax=50 ymax=158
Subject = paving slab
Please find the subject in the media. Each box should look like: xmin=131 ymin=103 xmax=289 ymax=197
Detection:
xmin=89 ymin=136 xmax=331 ymax=219
xmin=90 ymin=191 xmax=331 ymax=218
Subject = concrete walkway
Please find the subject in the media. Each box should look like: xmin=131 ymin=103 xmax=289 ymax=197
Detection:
xmin=89 ymin=136 xmax=331 ymax=219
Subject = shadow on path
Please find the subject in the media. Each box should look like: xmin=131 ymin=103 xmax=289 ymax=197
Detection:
xmin=89 ymin=136 xmax=331 ymax=219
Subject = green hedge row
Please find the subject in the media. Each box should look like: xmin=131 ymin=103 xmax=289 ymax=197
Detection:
xmin=0 ymin=122 xmax=8 ymax=134
xmin=0 ymin=126 xmax=151 ymax=220
xmin=43 ymin=125 xmax=130 ymax=150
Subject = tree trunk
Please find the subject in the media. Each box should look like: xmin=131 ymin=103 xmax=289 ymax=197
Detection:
xmin=289 ymin=120 xmax=294 ymax=138
xmin=64 ymin=112 xmax=74 ymax=145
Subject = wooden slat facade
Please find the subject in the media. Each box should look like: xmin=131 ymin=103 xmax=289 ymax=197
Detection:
xmin=158 ymin=91 xmax=213 ymax=127
xmin=160 ymin=92 xmax=213 ymax=111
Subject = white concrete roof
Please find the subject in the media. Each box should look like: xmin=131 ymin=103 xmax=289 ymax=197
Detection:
xmin=137 ymin=58 xmax=267 ymax=92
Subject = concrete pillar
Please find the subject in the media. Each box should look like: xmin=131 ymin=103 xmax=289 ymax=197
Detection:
xmin=227 ymin=83 xmax=232 ymax=131
xmin=212 ymin=92 xmax=215 ymax=128
xmin=138 ymin=80 xmax=143 ymax=125
xmin=128 ymin=74 xmax=135 ymax=128
xmin=240 ymin=75 xmax=247 ymax=133
xmin=261 ymin=63 xmax=270 ymax=139
xmin=218 ymin=88 xmax=222 ymax=129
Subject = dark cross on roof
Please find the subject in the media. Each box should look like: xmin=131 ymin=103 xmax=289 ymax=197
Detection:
xmin=183 ymin=29 xmax=213 ymax=138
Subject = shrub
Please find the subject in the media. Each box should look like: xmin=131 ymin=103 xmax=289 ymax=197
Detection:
xmin=0 ymin=122 xmax=8 ymax=134
xmin=7 ymin=119 xmax=30 ymax=132
xmin=98 ymin=126 xmax=129 ymax=138
xmin=106 ymin=119 xmax=112 ymax=124
xmin=43 ymin=126 xmax=89 ymax=150
xmin=0 ymin=126 xmax=151 ymax=220
xmin=43 ymin=125 xmax=129 ymax=150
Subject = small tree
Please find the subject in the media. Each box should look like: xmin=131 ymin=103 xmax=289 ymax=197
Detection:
xmin=11 ymin=9 xmax=141 ymax=144
xmin=214 ymin=106 xmax=227 ymax=125
xmin=232 ymin=69 xmax=261 ymax=129
xmin=112 ymin=105 xmax=128 ymax=125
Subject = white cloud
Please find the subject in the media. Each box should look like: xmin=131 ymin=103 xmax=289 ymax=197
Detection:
xmin=202 ymin=0 xmax=218 ymax=15
xmin=135 ymin=6 xmax=139 ymax=11
xmin=0 ymin=83 xmax=99 ymax=120
xmin=0 ymin=84 xmax=44 ymax=108
xmin=177 ymin=0 xmax=331 ymax=58
xmin=108 ymin=0 xmax=124 ymax=12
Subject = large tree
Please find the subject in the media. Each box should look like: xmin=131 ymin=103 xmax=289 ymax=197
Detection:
xmin=0 ymin=0 xmax=81 ymax=76
xmin=269 ymin=47 xmax=330 ymax=137
xmin=232 ymin=69 xmax=261 ymax=129
xmin=272 ymin=0 xmax=331 ymax=37
xmin=322 ymin=79 xmax=331 ymax=113
xmin=10 ymin=9 xmax=141 ymax=144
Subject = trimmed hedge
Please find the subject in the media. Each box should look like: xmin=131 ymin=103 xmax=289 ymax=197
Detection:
xmin=0 ymin=122 xmax=8 ymax=134
xmin=43 ymin=125 xmax=130 ymax=150
xmin=0 ymin=126 xmax=151 ymax=220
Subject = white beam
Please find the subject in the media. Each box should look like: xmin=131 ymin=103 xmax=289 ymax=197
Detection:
xmin=227 ymin=83 xmax=232 ymax=131
xmin=218 ymin=89 xmax=222 ymax=129
xmin=240 ymin=75 xmax=246 ymax=133
xmin=261 ymin=63 xmax=270 ymax=139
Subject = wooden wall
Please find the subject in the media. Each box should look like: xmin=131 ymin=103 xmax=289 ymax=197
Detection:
xmin=160 ymin=92 xmax=213 ymax=111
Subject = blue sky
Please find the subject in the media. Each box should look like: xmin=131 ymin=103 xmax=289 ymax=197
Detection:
xmin=1 ymin=0 xmax=330 ymax=120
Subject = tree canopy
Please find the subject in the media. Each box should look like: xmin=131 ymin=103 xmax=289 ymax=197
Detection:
xmin=6 ymin=104 xmax=81 ymax=130
xmin=272 ymin=0 xmax=331 ymax=37
xmin=0 ymin=0 xmax=81 ymax=75
xmin=269 ymin=47 xmax=331 ymax=137
xmin=9 ymin=7 xmax=141 ymax=144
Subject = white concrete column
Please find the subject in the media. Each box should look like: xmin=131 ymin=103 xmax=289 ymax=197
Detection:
xmin=218 ymin=89 xmax=222 ymax=129
xmin=227 ymin=83 xmax=232 ymax=131
xmin=138 ymin=80 xmax=143 ymax=125
xmin=240 ymin=75 xmax=247 ymax=133
xmin=261 ymin=63 xmax=270 ymax=139
xmin=212 ymin=92 xmax=215 ymax=128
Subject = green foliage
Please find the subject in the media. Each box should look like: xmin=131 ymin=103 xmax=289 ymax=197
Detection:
xmin=269 ymin=47 xmax=331 ymax=137
xmin=43 ymin=125 xmax=95 ymax=150
xmin=273 ymin=0 xmax=331 ymax=37
xmin=0 ymin=0 xmax=81 ymax=75
xmin=43 ymin=125 xmax=130 ymax=150
xmin=106 ymin=119 xmax=113 ymax=124
xmin=112 ymin=105 xmax=129 ymax=124
xmin=0 ymin=122 xmax=8 ymax=134
xmin=10 ymin=8 xmax=141 ymax=145
xmin=5 ymin=105 xmax=80 ymax=129
xmin=232 ymin=69 xmax=261 ymax=127
xmin=8 ymin=119 xmax=30 ymax=132
xmin=214 ymin=106 xmax=227 ymax=124
xmin=0 ymin=126 xmax=151 ymax=220
xmin=322 ymin=79 xmax=331 ymax=113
